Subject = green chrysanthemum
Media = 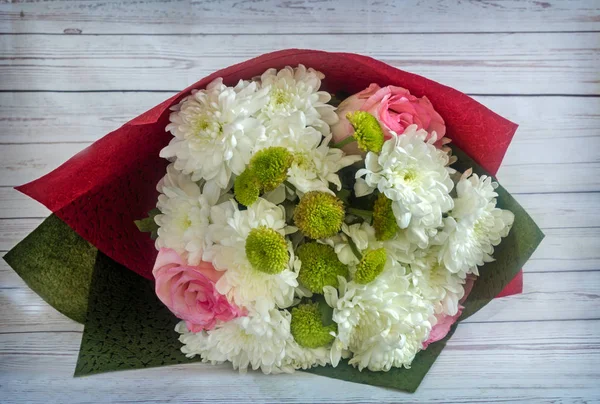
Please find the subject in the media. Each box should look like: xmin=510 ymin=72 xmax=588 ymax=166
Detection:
xmin=245 ymin=226 xmax=289 ymax=274
xmin=354 ymin=248 xmax=387 ymax=284
xmin=297 ymin=242 xmax=348 ymax=293
xmin=249 ymin=147 xmax=293 ymax=192
xmin=373 ymin=193 xmax=398 ymax=240
xmin=347 ymin=111 xmax=385 ymax=153
xmin=290 ymin=302 xmax=336 ymax=348
xmin=234 ymin=170 xmax=261 ymax=207
xmin=294 ymin=192 xmax=345 ymax=239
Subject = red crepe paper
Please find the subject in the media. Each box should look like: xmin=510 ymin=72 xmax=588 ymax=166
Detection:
xmin=16 ymin=49 xmax=522 ymax=295
xmin=496 ymin=269 xmax=523 ymax=297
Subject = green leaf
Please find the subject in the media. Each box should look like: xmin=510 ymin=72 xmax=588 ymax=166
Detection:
xmin=74 ymin=252 xmax=201 ymax=376
xmin=3 ymin=214 xmax=97 ymax=323
xmin=134 ymin=208 xmax=160 ymax=239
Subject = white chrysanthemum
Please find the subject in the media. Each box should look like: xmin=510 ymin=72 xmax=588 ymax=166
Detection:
xmin=438 ymin=171 xmax=515 ymax=276
xmin=176 ymin=307 xmax=292 ymax=374
xmin=325 ymin=222 xmax=416 ymax=267
xmin=154 ymin=164 xmax=213 ymax=265
xmin=176 ymin=306 xmax=330 ymax=374
xmin=285 ymin=339 xmax=331 ymax=370
xmin=258 ymin=112 xmax=360 ymax=194
xmin=258 ymin=65 xmax=338 ymax=134
xmin=410 ymin=249 xmax=465 ymax=316
xmin=323 ymin=264 xmax=435 ymax=371
xmin=355 ymin=125 xmax=455 ymax=248
xmin=161 ymin=78 xmax=269 ymax=199
xmin=203 ymin=198 xmax=299 ymax=310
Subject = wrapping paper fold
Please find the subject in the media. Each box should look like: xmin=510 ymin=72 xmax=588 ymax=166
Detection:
xmin=15 ymin=49 xmax=522 ymax=294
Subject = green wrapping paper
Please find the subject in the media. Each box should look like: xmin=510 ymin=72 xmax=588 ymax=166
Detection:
xmin=3 ymin=145 xmax=543 ymax=392
xmin=75 ymin=252 xmax=202 ymax=376
xmin=3 ymin=215 xmax=96 ymax=323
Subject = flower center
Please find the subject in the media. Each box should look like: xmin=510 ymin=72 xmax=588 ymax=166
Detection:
xmin=190 ymin=113 xmax=222 ymax=142
xmin=293 ymin=152 xmax=314 ymax=171
xmin=402 ymin=168 xmax=418 ymax=183
xmin=271 ymin=88 xmax=292 ymax=107
xmin=176 ymin=212 xmax=193 ymax=230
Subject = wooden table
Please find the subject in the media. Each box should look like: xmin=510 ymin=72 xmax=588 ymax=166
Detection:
xmin=1 ymin=1 xmax=599 ymax=402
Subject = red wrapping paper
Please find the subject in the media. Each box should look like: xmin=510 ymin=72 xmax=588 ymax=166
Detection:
xmin=16 ymin=49 xmax=522 ymax=296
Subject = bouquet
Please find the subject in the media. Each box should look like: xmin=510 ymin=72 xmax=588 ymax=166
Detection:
xmin=4 ymin=49 xmax=543 ymax=392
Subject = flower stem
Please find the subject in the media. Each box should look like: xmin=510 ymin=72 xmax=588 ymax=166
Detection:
xmin=331 ymin=136 xmax=357 ymax=149
xmin=347 ymin=208 xmax=373 ymax=220
xmin=347 ymin=237 xmax=363 ymax=261
xmin=284 ymin=180 xmax=297 ymax=193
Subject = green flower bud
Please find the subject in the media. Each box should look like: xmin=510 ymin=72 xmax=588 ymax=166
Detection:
xmin=373 ymin=193 xmax=398 ymax=241
xmin=234 ymin=170 xmax=261 ymax=207
xmin=346 ymin=111 xmax=385 ymax=153
xmin=297 ymin=242 xmax=348 ymax=293
xmin=290 ymin=302 xmax=336 ymax=348
xmin=354 ymin=248 xmax=387 ymax=284
xmin=294 ymin=191 xmax=345 ymax=239
xmin=249 ymin=147 xmax=293 ymax=192
xmin=245 ymin=226 xmax=289 ymax=274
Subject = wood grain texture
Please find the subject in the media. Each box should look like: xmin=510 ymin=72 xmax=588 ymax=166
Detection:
xmin=2 ymin=269 xmax=598 ymax=334
xmin=1 ymin=32 xmax=598 ymax=93
xmin=2 ymin=93 xmax=599 ymax=143
xmin=2 ymin=221 xmax=598 ymax=276
xmin=1 ymin=0 xmax=598 ymax=34
xmin=3 ymin=181 xmax=599 ymax=227
xmin=0 ymin=321 xmax=598 ymax=403
xmin=1 ymin=0 xmax=599 ymax=402
xmin=2 ymin=139 xmax=598 ymax=192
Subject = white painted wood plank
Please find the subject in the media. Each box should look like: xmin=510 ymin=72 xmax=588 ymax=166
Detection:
xmin=0 ymin=218 xmax=43 ymax=251
xmin=2 ymin=222 xmax=598 ymax=278
xmin=1 ymin=0 xmax=598 ymax=34
xmin=2 ymin=260 xmax=599 ymax=334
xmin=0 ymin=143 xmax=88 ymax=186
xmin=1 ymin=33 xmax=598 ymax=93
xmin=473 ymin=96 xmax=600 ymax=140
xmin=2 ymin=222 xmax=597 ymax=273
xmin=0 ymin=218 xmax=600 ymax=274
xmin=2 ymin=184 xmax=598 ymax=230
xmin=0 ymin=320 xmax=598 ymax=402
xmin=496 ymin=162 xmax=600 ymax=193
xmin=0 ymin=92 xmax=168 ymax=144
xmin=1 ymin=94 xmax=598 ymax=144
xmin=514 ymin=192 xmax=600 ymax=229
xmin=2 ymin=182 xmax=596 ymax=229
xmin=1 ymin=142 xmax=597 ymax=193
xmin=0 ymin=187 xmax=50 ymax=218
xmin=0 ymin=3 xmax=597 ymax=402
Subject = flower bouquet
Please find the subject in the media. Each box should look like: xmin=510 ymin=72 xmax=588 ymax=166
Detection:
xmin=4 ymin=49 xmax=543 ymax=392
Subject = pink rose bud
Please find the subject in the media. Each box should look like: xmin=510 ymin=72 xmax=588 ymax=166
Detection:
xmin=152 ymin=248 xmax=243 ymax=332
xmin=331 ymin=83 xmax=446 ymax=155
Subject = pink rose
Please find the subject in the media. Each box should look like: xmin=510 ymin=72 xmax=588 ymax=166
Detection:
xmin=331 ymin=83 xmax=446 ymax=154
xmin=422 ymin=275 xmax=476 ymax=349
xmin=152 ymin=248 xmax=243 ymax=332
